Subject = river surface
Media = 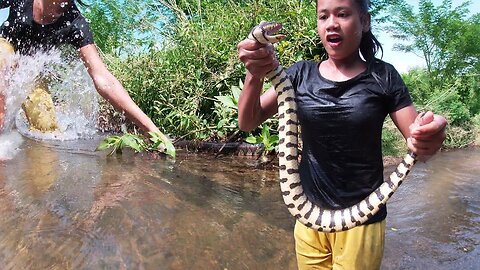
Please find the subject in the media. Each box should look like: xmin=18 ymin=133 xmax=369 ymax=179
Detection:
xmin=0 ymin=136 xmax=478 ymax=269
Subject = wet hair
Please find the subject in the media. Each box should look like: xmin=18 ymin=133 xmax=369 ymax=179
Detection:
xmin=75 ymin=0 xmax=89 ymax=7
xmin=355 ymin=0 xmax=383 ymax=63
xmin=317 ymin=0 xmax=383 ymax=64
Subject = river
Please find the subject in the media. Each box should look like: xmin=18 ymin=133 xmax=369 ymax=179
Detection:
xmin=0 ymin=137 xmax=477 ymax=269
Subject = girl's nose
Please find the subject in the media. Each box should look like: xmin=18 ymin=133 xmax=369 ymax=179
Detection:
xmin=326 ymin=17 xmax=339 ymax=31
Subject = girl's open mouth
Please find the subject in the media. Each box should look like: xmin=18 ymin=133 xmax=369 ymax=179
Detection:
xmin=326 ymin=34 xmax=342 ymax=46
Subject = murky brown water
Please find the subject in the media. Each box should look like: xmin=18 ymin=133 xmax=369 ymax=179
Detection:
xmin=0 ymin=136 xmax=478 ymax=269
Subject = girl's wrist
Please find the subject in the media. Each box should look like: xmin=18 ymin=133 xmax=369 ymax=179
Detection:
xmin=246 ymin=71 xmax=265 ymax=82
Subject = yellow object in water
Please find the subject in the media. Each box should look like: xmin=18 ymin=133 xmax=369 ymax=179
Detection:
xmin=0 ymin=38 xmax=14 ymax=68
xmin=0 ymin=38 xmax=14 ymax=131
xmin=22 ymin=84 xmax=60 ymax=132
xmin=0 ymin=37 xmax=59 ymax=133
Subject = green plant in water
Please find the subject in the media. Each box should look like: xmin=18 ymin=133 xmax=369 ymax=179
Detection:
xmin=96 ymin=131 xmax=176 ymax=158
xmin=245 ymin=124 xmax=279 ymax=154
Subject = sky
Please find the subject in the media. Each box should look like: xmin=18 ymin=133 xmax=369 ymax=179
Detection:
xmin=0 ymin=0 xmax=478 ymax=73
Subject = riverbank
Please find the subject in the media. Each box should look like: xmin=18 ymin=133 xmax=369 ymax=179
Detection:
xmin=96 ymin=102 xmax=480 ymax=167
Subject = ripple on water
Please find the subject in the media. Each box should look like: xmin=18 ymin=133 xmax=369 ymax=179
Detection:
xmin=0 ymin=139 xmax=478 ymax=269
xmin=0 ymin=213 xmax=103 ymax=269
xmin=383 ymin=148 xmax=480 ymax=269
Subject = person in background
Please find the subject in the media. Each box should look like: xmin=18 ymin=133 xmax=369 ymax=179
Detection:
xmin=236 ymin=0 xmax=447 ymax=269
xmin=0 ymin=0 xmax=161 ymax=135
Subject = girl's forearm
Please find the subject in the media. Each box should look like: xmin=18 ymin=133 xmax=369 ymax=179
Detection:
xmin=237 ymin=72 xmax=264 ymax=131
xmin=95 ymin=78 xmax=159 ymax=134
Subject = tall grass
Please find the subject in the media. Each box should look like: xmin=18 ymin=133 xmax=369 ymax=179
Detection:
xmin=106 ymin=0 xmax=319 ymax=139
xmin=91 ymin=0 xmax=479 ymax=154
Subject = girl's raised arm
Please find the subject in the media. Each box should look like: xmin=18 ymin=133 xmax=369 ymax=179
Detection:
xmin=237 ymin=38 xmax=278 ymax=131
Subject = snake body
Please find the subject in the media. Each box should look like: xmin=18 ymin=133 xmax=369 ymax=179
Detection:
xmin=248 ymin=22 xmax=417 ymax=232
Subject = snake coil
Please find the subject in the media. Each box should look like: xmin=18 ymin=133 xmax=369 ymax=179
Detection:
xmin=248 ymin=21 xmax=417 ymax=232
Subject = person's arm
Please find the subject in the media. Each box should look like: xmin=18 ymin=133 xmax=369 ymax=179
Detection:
xmin=236 ymin=38 xmax=278 ymax=131
xmin=78 ymin=44 xmax=161 ymax=135
xmin=390 ymin=105 xmax=447 ymax=157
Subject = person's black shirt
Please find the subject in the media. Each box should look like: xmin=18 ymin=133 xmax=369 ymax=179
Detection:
xmin=286 ymin=60 xmax=412 ymax=224
xmin=0 ymin=0 xmax=94 ymax=54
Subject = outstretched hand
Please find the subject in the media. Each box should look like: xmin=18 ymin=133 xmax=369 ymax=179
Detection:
xmin=407 ymin=111 xmax=447 ymax=159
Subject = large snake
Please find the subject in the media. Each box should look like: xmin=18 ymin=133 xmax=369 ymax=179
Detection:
xmin=248 ymin=21 xmax=417 ymax=232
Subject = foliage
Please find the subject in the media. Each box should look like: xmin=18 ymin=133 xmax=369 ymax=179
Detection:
xmin=245 ymin=124 xmax=279 ymax=154
xmin=96 ymin=131 xmax=176 ymax=158
xmin=403 ymin=69 xmax=478 ymax=125
xmin=402 ymin=69 xmax=479 ymax=148
xmin=386 ymin=0 xmax=480 ymax=80
xmin=105 ymin=0 xmax=320 ymax=140
xmin=82 ymin=0 xmax=479 ymax=156
xmin=473 ymin=113 xmax=480 ymax=145
xmin=82 ymin=0 xmax=172 ymax=56
xmin=381 ymin=119 xmax=404 ymax=156
xmin=386 ymin=0 xmax=480 ymax=148
xmin=213 ymin=80 xmax=242 ymax=139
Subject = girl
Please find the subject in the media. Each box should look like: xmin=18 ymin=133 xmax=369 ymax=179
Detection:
xmin=0 ymin=0 xmax=161 ymax=135
xmin=237 ymin=0 xmax=447 ymax=269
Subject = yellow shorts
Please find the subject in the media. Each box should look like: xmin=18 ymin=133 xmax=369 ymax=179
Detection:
xmin=294 ymin=219 xmax=386 ymax=270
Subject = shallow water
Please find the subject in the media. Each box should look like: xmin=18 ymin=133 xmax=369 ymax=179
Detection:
xmin=0 ymin=137 xmax=478 ymax=269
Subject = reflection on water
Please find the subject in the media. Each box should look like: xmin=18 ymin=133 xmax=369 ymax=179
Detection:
xmin=383 ymin=149 xmax=480 ymax=270
xmin=0 ymin=139 xmax=478 ymax=269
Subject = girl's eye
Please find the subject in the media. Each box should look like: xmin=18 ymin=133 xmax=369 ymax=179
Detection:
xmin=318 ymin=14 xmax=327 ymax=20
xmin=338 ymin=12 xmax=347 ymax=17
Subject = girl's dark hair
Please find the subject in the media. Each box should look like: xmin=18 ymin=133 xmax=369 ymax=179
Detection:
xmin=316 ymin=0 xmax=383 ymax=64
xmin=75 ymin=0 xmax=89 ymax=7
xmin=354 ymin=0 xmax=383 ymax=63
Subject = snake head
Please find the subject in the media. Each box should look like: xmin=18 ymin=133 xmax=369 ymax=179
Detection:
xmin=249 ymin=21 xmax=286 ymax=45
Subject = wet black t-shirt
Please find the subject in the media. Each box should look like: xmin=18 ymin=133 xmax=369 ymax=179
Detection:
xmin=286 ymin=60 xmax=412 ymax=224
xmin=0 ymin=0 xmax=94 ymax=54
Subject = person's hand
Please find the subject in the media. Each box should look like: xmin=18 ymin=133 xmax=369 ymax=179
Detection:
xmin=407 ymin=111 xmax=447 ymax=160
xmin=237 ymin=38 xmax=278 ymax=79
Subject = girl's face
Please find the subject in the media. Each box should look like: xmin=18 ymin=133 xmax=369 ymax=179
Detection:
xmin=317 ymin=0 xmax=370 ymax=61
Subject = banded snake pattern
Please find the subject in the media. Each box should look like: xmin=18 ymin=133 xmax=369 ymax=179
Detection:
xmin=248 ymin=21 xmax=418 ymax=232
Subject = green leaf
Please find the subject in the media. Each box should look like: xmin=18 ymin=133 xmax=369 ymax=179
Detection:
xmin=270 ymin=135 xmax=279 ymax=144
xmin=96 ymin=136 xmax=121 ymax=151
xmin=164 ymin=141 xmax=176 ymax=159
xmin=148 ymin=131 xmax=176 ymax=159
xmin=215 ymin=95 xmax=237 ymax=109
xmin=96 ymin=140 xmax=114 ymax=151
xmin=245 ymin=136 xmax=258 ymax=144
xmin=121 ymin=134 xmax=143 ymax=152
xmin=231 ymin=85 xmax=242 ymax=104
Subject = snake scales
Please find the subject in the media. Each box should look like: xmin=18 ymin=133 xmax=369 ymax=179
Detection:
xmin=248 ymin=21 xmax=417 ymax=232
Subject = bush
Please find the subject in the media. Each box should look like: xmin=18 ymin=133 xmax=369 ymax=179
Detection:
xmin=107 ymin=0 xmax=320 ymax=139
xmin=402 ymin=69 xmax=480 ymax=148
xmin=382 ymin=118 xmax=405 ymax=157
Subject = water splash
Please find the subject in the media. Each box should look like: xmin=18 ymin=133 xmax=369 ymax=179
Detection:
xmin=3 ymin=48 xmax=99 ymax=141
xmin=0 ymin=131 xmax=23 ymax=160
xmin=0 ymin=47 xmax=99 ymax=159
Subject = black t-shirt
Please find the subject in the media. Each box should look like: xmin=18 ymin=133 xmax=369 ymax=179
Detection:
xmin=286 ymin=60 xmax=412 ymax=224
xmin=0 ymin=0 xmax=94 ymax=54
